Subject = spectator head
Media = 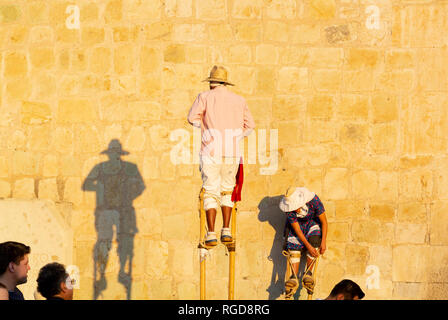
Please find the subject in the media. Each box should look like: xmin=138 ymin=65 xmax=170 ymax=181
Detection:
xmin=37 ymin=262 xmax=74 ymax=300
xmin=326 ymin=279 xmax=365 ymax=300
xmin=0 ymin=241 xmax=31 ymax=286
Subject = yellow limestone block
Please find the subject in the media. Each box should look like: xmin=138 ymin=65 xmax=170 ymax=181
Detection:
xmin=256 ymin=44 xmax=279 ymax=65
xmin=30 ymin=26 xmax=53 ymax=44
xmin=4 ymin=52 xmax=27 ymax=77
xmin=81 ymin=27 xmax=105 ymax=46
xmin=13 ymin=178 xmax=36 ymax=199
xmin=327 ymin=222 xmax=349 ymax=242
xmin=42 ymin=155 xmax=58 ymax=177
xmin=371 ymin=93 xmax=399 ymax=123
xmin=21 ymin=101 xmax=51 ymax=125
xmin=173 ymin=24 xmax=206 ymax=42
xmin=392 ymin=245 xmax=430 ymax=282
xmin=307 ymin=94 xmax=334 ymax=119
xmin=264 ymin=21 xmax=289 ymax=42
xmin=277 ymin=67 xmax=308 ymax=93
xmin=351 ymin=220 xmax=391 ymax=244
xmin=114 ymin=46 xmax=136 ymax=74
xmin=0 ymin=4 xmax=20 ymax=23
xmin=370 ymin=204 xmax=395 ymax=222
xmin=164 ymin=44 xmax=186 ymax=63
xmin=57 ymin=99 xmax=97 ymax=123
xmin=335 ymin=200 xmax=366 ymax=220
xmin=351 ymin=170 xmax=378 ymax=199
xmin=398 ymin=202 xmax=427 ymax=224
xmin=105 ymin=0 xmax=123 ymax=23
xmin=345 ymin=244 xmax=369 ymax=276
xmin=13 ymin=152 xmax=39 ymax=176
xmin=164 ymin=0 xmax=192 ymax=18
xmin=324 ymin=168 xmax=349 ymax=200
xmin=0 ymin=180 xmax=11 ymax=198
xmin=338 ymin=94 xmax=369 ymax=120
xmin=395 ymin=223 xmax=427 ymax=244
xmin=311 ymin=69 xmax=342 ymax=92
xmin=377 ymin=171 xmax=399 ymax=201
xmin=26 ymin=1 xmax=48 ymax=24
xmin=196 ymin=0 xmax=227 ymax=20
xmin=308 ymin=0 xmax=336 ymax=19
xmin=234 ymin=22 xmax=261 ymax=42
xmin=266 ymin=0 xmax=297 ymax=19
xmin=232 ymin=0 xmax=263 ymax=19
xmin=38 ymin=178 xmax=59 ymax=202
xmin=228 ymin=45 xmax=252 ymax=64
xmin=306 ymin=48 xmax=343 ymax=68
xmin=140 ymin=47 xmax=162 ymax=73
xmin=30 ymin=47 xmax=55 ymax=69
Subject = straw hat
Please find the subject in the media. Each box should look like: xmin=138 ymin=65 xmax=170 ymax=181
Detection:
xmin=203 ymin=65 xmax=235 ymax=86
xmin=279 ymin=187 xmax=315 ymax=213
xmin=100 ymin=139 xmax=130 ymax=155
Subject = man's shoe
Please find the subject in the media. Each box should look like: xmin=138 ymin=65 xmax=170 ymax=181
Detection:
xmin=220 ymin=228 xmax=233 ymax=243
xmin=205 ymin=232 xmax=218 ymax=247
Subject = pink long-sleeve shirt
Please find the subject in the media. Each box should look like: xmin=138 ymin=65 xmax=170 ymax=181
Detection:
xmin=188 ymin=86 xmax=255 ymax=158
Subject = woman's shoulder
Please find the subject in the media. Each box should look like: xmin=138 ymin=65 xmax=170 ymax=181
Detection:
xmin=308 ymin=194 xmax=322 ymax=205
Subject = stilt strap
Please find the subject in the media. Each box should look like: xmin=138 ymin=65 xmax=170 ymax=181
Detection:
xmin=303 ymin=255 xmax=320 ymax=295
xmin=283 ymin=250 xmax=300 ymax=300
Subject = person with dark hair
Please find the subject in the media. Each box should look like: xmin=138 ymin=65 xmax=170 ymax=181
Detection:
xmin=325 ymin=279 xmax=365 ymax=300
xmin=0 ymin=241 xmax=31 ymax=300
xmin=0 ymin=282 xmax=8 ymax=300
xmin=37 ymin=262 xmax=74 ymax=300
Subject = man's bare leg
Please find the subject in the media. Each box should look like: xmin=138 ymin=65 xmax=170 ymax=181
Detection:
xmin=204 ymin=208 xmax=218 ymax=246
xmin=221 ymin=206 xmax=232 ymax=228
xmin=221 ymin=206 xmax=233 ymax=242
xmin=206 ymin=208 xmax=217 ymax=232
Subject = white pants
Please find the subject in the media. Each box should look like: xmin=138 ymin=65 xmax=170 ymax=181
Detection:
xmin=200 ymin=155 xmax=239 ymax=210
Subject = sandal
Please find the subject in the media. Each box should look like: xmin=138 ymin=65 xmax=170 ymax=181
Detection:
xmin=285 ymin=277 xmax=298 ymax=288
xmin=302 ymin=272 xmax=314 ymax=291
xmin=220 ymin=228 xmax=233 ymax=243
xmin=205 ymin=232 xmax=217 ymax=246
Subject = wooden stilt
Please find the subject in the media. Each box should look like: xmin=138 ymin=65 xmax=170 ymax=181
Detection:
xmin=199 ymin=187 xmax=237 ymax=300
xmin=227 ymin=203 xmax=237 ymax=300
xmin=306 ymin=255 xmax=320 ymax=300
xmin=199 ymin=188 xmax=206 ymax=300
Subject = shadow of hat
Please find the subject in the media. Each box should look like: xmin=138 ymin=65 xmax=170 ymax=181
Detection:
xmin=100 ymin=139 xmax=130 ymax=155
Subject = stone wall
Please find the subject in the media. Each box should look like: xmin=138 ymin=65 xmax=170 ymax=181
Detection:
xmin=1 ymin=0 xmax=448 ymax=299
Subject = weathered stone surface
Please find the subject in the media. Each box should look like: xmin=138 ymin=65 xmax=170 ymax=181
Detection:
xmin=232 ymin=0 xmax=263 ymax=19
xmin=4 ymin=52 xmax=27 ymax=77
xmin=324 ymin=168 xmax=350 ymax=200
xmin=308 ymin=0 xmax=336 ymax=19
xmin=370 ymin=203 xmax=395 ymax=222
xmin=392 ymin=245 xmax=430 ymax=282
xmin=13 ymin=178 xmax=36 ymax=199
xmin=395 ymin=223 xmax=427 ymax=244
xmin=345 ymin=244 xmax=369 ymax=276
xmin=352 ymin=170 xmax=377 ymax=199
xmin=430 ymin=201 xmax=448 ymax=245
xmin=21 ymin=101 xmax=51 ymax=125
xmin=57 ymin=99 xmax=97 ymax=123
xmin=0 ymin=2 xmax=447 ymax=301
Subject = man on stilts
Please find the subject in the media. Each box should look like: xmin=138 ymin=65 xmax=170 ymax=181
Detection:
xmin=188 ymin=66 xmax=255 ymax=247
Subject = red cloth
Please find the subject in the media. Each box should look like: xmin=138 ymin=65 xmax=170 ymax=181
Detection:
xmin=231 ymin=158 xmax=244 ymax=203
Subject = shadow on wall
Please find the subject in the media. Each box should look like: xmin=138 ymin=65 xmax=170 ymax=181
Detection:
xmin=82 ymin=139 xmax=146 ymax=300
xmin=258 ymin=196 xmax=308 ymax=300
